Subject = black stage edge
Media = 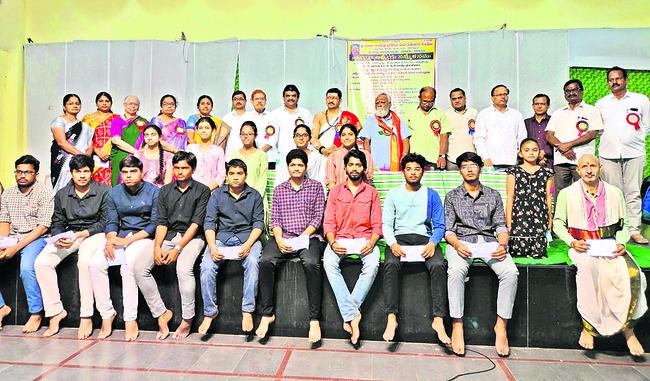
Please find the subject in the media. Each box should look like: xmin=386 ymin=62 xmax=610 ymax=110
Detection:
xmin=1 ymin=253 xmax=648 ymax=351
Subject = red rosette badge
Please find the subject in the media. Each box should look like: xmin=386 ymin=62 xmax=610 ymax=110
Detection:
xmin=264 ymin=125 xmax=276 ymax=139
xmin=429 ymin=120 xmax=442 ymax=136
xmin=626 ymin=112 xmax=641 ymax=131
xmin=575 ymin=120 xmax=589 ymax=137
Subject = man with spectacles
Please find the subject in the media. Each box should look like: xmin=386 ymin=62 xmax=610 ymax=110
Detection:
xmin=223 ymin=91 xmax=253 ymax=158
xmin=596 ymin=66 xmax=650 ymax=244
xmin=406 ymin=87 xmax=451 ymax=169
xmin=0 ymin=155 xmax=54 ymax=333
xmin=274 ymin=125 xmax=325 ymax=186
xmin=444 ymin=151 xmax=518 ymax=357
xmin=524 ymin=94 xmax=553 ymax=168
xmin=474 ymin=85 xmax=527 ymax=171
xmin=546 ymin=80 xmax=603 ymax=199
xmin=249 ymin=89 xmax=279 ymax=169
xmin=381 ymin=153 xmax=449 ymax=344
xmin=445 ymin=88 xmax=478 ymax=171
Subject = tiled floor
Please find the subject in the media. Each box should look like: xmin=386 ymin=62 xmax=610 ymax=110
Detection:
xmin=0 ymin=326 xmax=648 ymax=380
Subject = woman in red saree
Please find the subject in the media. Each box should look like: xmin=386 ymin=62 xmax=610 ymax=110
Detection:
xmin=82 ymin=92 xmax=117 ymax=186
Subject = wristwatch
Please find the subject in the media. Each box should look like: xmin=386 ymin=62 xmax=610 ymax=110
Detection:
xmin=173 ymin=243 xmax=182 ymax=251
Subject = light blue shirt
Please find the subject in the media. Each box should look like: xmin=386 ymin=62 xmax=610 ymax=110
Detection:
xmin=382 ymin=185 xmax=429 ymax=246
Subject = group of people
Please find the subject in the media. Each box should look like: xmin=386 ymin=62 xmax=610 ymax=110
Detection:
xmin=0 ymin=65 xmax=647 ymax=357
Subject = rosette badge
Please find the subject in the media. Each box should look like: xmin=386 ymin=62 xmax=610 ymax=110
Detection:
xmin=264 ymin=125 xmax=276 ymax=139
xmin=575 ymin=119 xmax=589 ymax=137
xmin=429 ymin=120 xmax=442 ymax=136
xmin=626 ymin=112 xmax=641 ymax=131
xmin=467 ymin=119 xmax=476 ymax=135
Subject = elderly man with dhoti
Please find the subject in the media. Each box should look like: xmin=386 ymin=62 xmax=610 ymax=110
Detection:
xmin=553 ymin=154 xmax=647 ymax=356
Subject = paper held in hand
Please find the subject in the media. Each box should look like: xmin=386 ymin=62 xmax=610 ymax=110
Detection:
xmin=45 ymin=231 xmax=76 ymax=245
xmin=107 ymin=248 xmax=126 ymax=267
xmin=218 ymin=246 xmax=243 ymax=260
xmin=468 ymin=241 xmax=499 ymax=259
xmin=0 ymin=237 xmax=18 ymax=249
xmin=399 ymin=245 xmax=427 ymax=262
xmin=337 ymin=238 xmax=368 ymax=254
xmin=585 ymin=239 xmax=617 ymax=257
xmin=285 ymin=235 xmax=310 ymax=251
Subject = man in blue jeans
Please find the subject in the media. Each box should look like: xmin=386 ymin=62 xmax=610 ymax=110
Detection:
xmin=0 ymin=155 xmax=54 ymax=332
xmin=198 ymin=159 xmax=264 ymax=335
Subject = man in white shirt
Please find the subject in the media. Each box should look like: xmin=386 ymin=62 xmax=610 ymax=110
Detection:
xmin=271 ymin=85 xmax=314 ymax=164
xmin=249 ymin=89 xmax=279 ymax=169
xmin=473 ymin=85 xmax=527 ymax=170
xmin=546 ymin=79 xmax=603 ymax=199
xmin=596 ymin=66 xmax=650 ymax=244
xmin=222 ymin=91 xmax=253 ymax=158
xmin=445 ymin=88 xmax=478 ymax=171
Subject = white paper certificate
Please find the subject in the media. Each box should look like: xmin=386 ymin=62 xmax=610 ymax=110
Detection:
xmin=45 ymin=231 xmax=77 ymax=245
xmin=585 ymin=239 xmax=617 ymax=257
xmin=0 ymin=237 xmax=18 ymax=249
xmin=218 ymin=246 xmax=242 ymax=260
xmin=400 ymin=245 xmax=427 ymax=262
xmin=469 ymin=242 xmax=499 ymax=259
xmin=107 ymin=248 xmax=126 ymax=267
xmin=337 ymin=238 xmax=368 ymax=254
xmin=285 ymin=235 xmax=310 ymax=251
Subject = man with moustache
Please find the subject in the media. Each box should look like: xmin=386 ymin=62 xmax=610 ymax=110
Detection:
xmin=546 ymin=80 xmax=603 ymax=199
xmin=250 ymin=89 xmax=279 ymax=169
xmin=407 ymin=87 xmax=451 ymax=169
xmin=275 ymin=125 xmax=325 ymax=185
xmin=360 ymin=93 xmax=408 ymax=171
xmin=312 ymin=88 xmax=362 ymax=157
xmin=223 ymin=91 xmax=253 ymax=158
xmin=474 ymin=85 xmax=527 ymax=170
xmin=381 ymin=153 xmax=449 ymax=343
xmin=0 ymin=155 xmax=54 ymax=333
xmin=524 ymin=94 xmax=553 ymax=168
xmin=271 ymin=85 xmax=314 ymax=162
xmin=445 ymin=88 xmax=478 ymax=171
xmin=323 ymin=150 xmax=382 ymax=346
xmin=554 ymin=154 xmax=647 ymax=356
xmin=596 ymin=66 xmax=650 ymax=244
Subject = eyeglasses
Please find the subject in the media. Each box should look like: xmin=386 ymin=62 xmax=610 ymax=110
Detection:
xmin=460 ymin=164 xmax=479 ymax=171
xmin=15 ymin=170 xmax=36 ymax=176
xmin=294 ymin=133 xmax=309 ymax=138
xmin=233 ymin=97 xmax=246 ymax=102
xmin=563 ymin=88 xmax=582 ymax=94
xmin=162 ymin=102 xmax=176 ymax=107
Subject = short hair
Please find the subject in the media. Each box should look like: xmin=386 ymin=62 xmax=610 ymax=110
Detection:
xmin=455 ymin=151 xmax=484 ymax=168
xmin=449 ymin=88 xmax=466 ymax=97
xmin=15 ymin=155 xmax=40 ymax=172
xmin=283 ymin=84 xmax=300 ymax=97
xmin=326 ymin=88 xmax=342 ymax=98
xmin=226 ymin=158 xmax=248 ymax=175
xmin=123 ymin=95 xmax=140 ymax=104
xmin=69 ymin=154 xmax=94 ymax=172
xmin=232 ymin=90 xmax=246 ymax=100
xmin=532 ymin=93 xmax=550 ymax=104
xmin=172 ymin=151 xmax=197 ymax=170
xmin=119 ymin=155 xmax=143 ymax=171
xmin=251 ymin=89 xmax=266 ymax=99
xmin=196 ymin=95 xmax=213 ymax=108
xmin=285 ymin=148 xmax=309 ymax=166
xmin=293 ymin=124 xmax=312 ymax=138
xmin=491 ymin=85 xmax=509 ymax=96
xmin=375 ymin=92 xmax=392 ymax=104
xmin=343 ymin=149 xmax=367 ymax=171
xmin=563 ymin=79 xmax=583 ymax=91
xmin=160 ymin=94 xmax=177 ymax=107
xmin=607 ymin=66 xmax=627 ymax=80
xmin=419 ymin=86 xmax=436 ymax=97
xmin=63 ymin=93 xmax=81 ymax=107
xmin=400 ymin=153 xmax=427 ymax=171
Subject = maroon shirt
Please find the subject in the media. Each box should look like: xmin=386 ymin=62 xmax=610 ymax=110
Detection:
xmin=524 ymin=114 xmax=553 ymax=168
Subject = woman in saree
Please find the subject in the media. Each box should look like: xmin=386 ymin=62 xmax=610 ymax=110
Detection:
xmin=186 ymin=95 xmax=231 ymax=150
xmin=135 ymin=94 xmax=187 ymax=152
xmin=109 ymin=95 xmax=149 ymax=186
xmin=82 ymin=92 xmax=117 ymax=186
xmin=50 ymin=94 xmax=94 ymax=192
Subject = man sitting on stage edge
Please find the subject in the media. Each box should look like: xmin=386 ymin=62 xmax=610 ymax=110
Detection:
xmin=381 ymin=153 xmax=450 ymax=343
xmin=198 ymin=159 xmax=264 ymax=335
xmin=553 ymin=154 xmax=646 ymax=356
xmin=256 ymin=149 xmax=326 ymax=342
xmin=444 ymin=152 xmax=518 ymax=357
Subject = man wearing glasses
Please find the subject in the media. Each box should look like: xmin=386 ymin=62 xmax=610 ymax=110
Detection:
xmin=223 ymin=91 xmax=253 ymax=158
xmin=0 ymin=155 xmax=54 ymax=333
xmin=406 ymin=87 xmax=451 ymax=169
xmin=545 ymin=80 xmax=603 ymax=199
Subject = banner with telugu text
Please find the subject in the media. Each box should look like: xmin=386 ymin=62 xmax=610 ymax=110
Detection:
xmin=347 ymin=38 xmax=436 ymax=123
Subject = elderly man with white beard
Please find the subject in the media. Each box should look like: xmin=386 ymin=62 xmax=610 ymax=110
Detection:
xmin=360 ymin=93 xmax=409 ymax=171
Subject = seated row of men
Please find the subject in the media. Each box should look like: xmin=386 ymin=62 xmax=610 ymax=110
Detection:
xmin=0 ymin=148 xmax=646 ymax=356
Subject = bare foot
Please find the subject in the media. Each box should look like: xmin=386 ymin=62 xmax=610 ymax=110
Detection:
xmin=242 ymin=312 xmax=254 ymax=333
xmin=156 ymin=310 xmax=173 ymax=340
xmin=125 ymin=321 xmax=139 ymax=342
xmin=343 ymin=322 xmax=352 ymax=334
xmin=173 ymin=318 xmax=192 ymax=339
xmin=78 ymin=318 xmax=93 ymax=339
xmin=350 ymin=313 xmax=362 ymax=345
xmin=432 ymin=316 xmax=451 ymax=345
xmin=198 ymin=316 xmax=214 ymax=335
xmin=43 ymin=310 xmax=67 ymax=337
xmin=255 ymin=315 xmax=275 ymax=338
xmin=383 ymin=313 xmax=398 ymax=342
xmin=630 ymin=233 xmax=649 ymax=245
xmin=624 ymin=329 xmax=645 ymax=356
xmin=22 ymin=314 xmax=42 ymax=333
xmin=98 ymin=314 xmax=116 ymax=339
xmin=309 ymin=320 xmax=321 ymax=343
xmin=451 ymin=320 xmax=465 ymax=356
xmin=578 ymin=329 xmax=594 ymax=350
xmin=0 ymin=305 xmax=11 ymax=330
xmin=494 ymin=318 xmax=510 ymax=357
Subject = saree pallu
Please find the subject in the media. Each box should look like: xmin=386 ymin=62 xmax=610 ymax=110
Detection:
xmin=156 ymin=116 xmax=187 ymax=150
xmin=84 ymin=113 xmax=117 ymax=186
xmin=189 ymin=114 xmax=230 ymax=148
xmin=51 ymin=121 xmax=83 ymax=190
xmin=110 ymin=116 xmax=148 ymax=186
xmin=569 ymin=222 xmax=647 ymax=336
